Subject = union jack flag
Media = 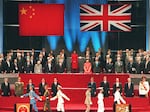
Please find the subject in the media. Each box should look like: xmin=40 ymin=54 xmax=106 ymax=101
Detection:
xmin=80 ymin=4 xmax=132 ymax=32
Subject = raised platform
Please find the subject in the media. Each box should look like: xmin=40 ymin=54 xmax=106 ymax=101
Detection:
xmin=0 ymin=73 xmax=150 ymax=112
xmin=0 ymin=96 xmax=150 ymax=112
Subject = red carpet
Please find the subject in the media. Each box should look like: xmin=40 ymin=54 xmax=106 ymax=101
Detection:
xmin=1 ymin=74 xmax=150 ymax=112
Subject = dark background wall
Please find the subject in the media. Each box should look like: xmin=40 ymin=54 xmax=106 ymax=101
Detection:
xmin=3 ymin=0 xmax=146 ymax=55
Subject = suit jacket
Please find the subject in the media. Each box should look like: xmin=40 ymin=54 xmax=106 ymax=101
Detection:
xmin=113 ymin=83 xmax=122 ymax=94
xmin=93 ymin=61 xmax=101 ymax=73
xmin=135 ymin=62 xmax=144 ymax=74
xmin=127 ymin=62 xmax=136 ymax=74
xmin=115 ymin=61 xmax=124 ymax=73
xmin=26 ymin=84 xmax=35 ymax=93
xmin=51 ymin=82 xmax=60 ymax=97
xmin=144 ymin=61 xmax=150 ymax=74
xmin=88 ymin=82 xmax=96 ymax=97
xmin=1 ymin=82 xmax=10 ymax=96
xmin=4 ymin=61 xmax=13 ymax=73
xmin=100 ymin=81 xmax=110 ymax=97
xmin=12 ymin=63 xmax=19 ymax=73
xmin=24 ymin=62 xmax=32 ymax=73
xmin=39 ymin=82 xmax=47 ymax=96
xmin=15 ymin=82 xmax=24 ymax=96
xmin=45 ymin=63 xmax=55 ymax=73
xmin=105 ymin=62 xmax=113 ymax=73
xmin=56 ymin=63 xmax=65 ymax=73
xmin=124 ymin=82 xmax=134 ymax=97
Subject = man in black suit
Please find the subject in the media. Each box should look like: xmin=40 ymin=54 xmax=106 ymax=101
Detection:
xmin=124 ymin=78 xmax=134 ymax=97
xmin=100 ymin=76 xmax=110 ymax=97
xmin=51 ymin=78 xmax=60 ymax=97
xmin=24 ymin=59 xmax=32 ymax=73
xmin=113 ymin=78 xmax=122 ymax=94
xmin=26 ymin=79 xmax=35 ymax=93
xmin=45 ymin=59 xmax=55 ymax=73
xmin=39 ymin=78 xmax=47 ymax=96
xmin=1 ymin=78 xmax=10 ymax=96
xmin=88 ymin=77 xmax=96 ymax=97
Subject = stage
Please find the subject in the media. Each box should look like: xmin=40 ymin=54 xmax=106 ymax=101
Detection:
xmin=0 ymin=73 xmax=150 ymax=112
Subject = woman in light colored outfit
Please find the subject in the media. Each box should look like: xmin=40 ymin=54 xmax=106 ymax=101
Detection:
xmin=97 ymin=87 xmax=104 ymax=112
xmin=84 ymin=86 xmax=92 ymax=112
xmin=51 ymin=85 xmax=70 ymax=112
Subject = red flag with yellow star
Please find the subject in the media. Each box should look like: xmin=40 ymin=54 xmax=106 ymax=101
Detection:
xmin=19 ymin=4 xmax=64 ymax=36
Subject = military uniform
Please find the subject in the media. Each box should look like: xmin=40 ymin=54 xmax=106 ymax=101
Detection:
xmin=43 ymin=89 xmax=51 ymax=112
xmin=15 ymin=82 xmax=24 ymax=96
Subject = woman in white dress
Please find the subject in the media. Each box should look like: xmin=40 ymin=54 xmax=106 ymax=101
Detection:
xmin=97 ymin=87 xmax=105 ymax=112
xmin=50 ymin=85 xmax=70 ymax=112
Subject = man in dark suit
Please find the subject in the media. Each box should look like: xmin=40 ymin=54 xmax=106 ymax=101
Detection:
xmin=100 ymin=76 xmax=110 ymax=97
xmin=88 ymin=77 xmax=96 ymax=97
xmin=26 ymin=79 xmax=35 ymax=93
xmin=93 ymin=57 xmax=101 ymax=73
xmin=56 ymin=59 xmax=65 ymax=73
xmin=113 ymin=78 xmax=122 ymax=94
xmin=1 ymin=78 xmax=10 ymax=96
xmin=4 ymin=57 xmax=13 ymax=73
xmin=39 ymin=78 xmax=47 ymax=96
xmin=24 ymin=59 xmax=32 ymax=73
xmin=124 ymin=78 xmax=134 ymax=97
xmin=45 ymin=59 xmax=55 ymax=73
xmin=51 ymin=78 xmax=60 ymax=97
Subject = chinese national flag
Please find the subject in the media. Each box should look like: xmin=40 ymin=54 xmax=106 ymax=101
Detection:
xmin=19 ymin=4 xmax=64 ymax=36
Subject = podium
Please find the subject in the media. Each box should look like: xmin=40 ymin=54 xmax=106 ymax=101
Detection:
xmin=14 ymin=103 xmax=32 ymax=112
xmin=116 ymin=104 xmax=131 ymax=112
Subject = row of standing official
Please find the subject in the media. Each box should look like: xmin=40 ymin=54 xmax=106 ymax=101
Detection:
xmin=85 ymin=75 xmax=149 ymax=112
xmin=1 ymin=76 xmax=149 ymax=112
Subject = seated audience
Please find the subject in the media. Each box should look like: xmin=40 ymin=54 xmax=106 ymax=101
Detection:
xmin=113 ymin=78 xmax=122 ymax=94
xmin=100 ymin=76 xmax=110 ymax=97
xmin=71 ymin=50 xmax=78 ymax=73
xmin=84 ymin=59 xmax=92 ymax=74
xmin=1 ymin=78 xmax=10 ymax=96
xmin=51 ymin=78 xmax=60 ymax=97
xmin=139 ymin=76 xmax=149 ymax=97
xmin=124 ymin=78 xmax=134 ymax=97
xmin=39 ymin=78 xmax=47 ymax=96
xmin=88 ymin=77 xmax=96 ymax=97
xmin=15 ymin=77 xmax=24 ymax=96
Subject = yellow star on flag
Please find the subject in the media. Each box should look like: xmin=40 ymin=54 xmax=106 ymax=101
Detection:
xmin=20 ymin=7 xmax=27 ymax=15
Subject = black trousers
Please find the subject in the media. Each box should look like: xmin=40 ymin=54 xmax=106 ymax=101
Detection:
xmin=113 ymin=101 xmax=117 ymax=112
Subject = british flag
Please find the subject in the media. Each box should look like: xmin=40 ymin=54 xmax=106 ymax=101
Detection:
xmin=80 ymin=4 xmax=132 ymax=32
